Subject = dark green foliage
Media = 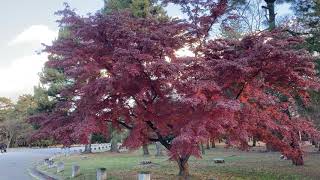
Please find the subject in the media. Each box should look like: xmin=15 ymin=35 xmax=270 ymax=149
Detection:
xmin=103 ymin=0 xmax=167 ymax=18
xmin=293 ymin=0 xmax=320 ymax=53
xmin=31 ymin=86 xmax=55 ymax=114
xmin=290 ymin=1 xmax=320 ymax=130
xmin=103 ymin=0 xmax=132 ymax=13
xmin=0 ymin=95 xmax=37 ymax=147
xmin=91 ymin=133 xmax=109 ymax=143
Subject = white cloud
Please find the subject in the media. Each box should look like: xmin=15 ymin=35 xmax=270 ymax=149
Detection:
xmin=1 ymin=25 xmax=57 ymax=100
xmin=8 ymin=25 xmax=57 ymax=46
xmin=0 ymin=54 xmax=47 ymax=100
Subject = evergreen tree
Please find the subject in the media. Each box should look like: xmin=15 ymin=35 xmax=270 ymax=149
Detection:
xmin=103 ymin=0 xmax=167 ymax=19
xmin=292 ymin=1 xmax=320 ymax=150
xmin=293 ymin=0 xmax=320 ymax=53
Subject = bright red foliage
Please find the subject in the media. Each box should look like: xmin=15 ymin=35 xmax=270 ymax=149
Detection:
xmin=176 ymin=30 xmax=320 ymax=166
xmin=30 ymin=1 xmax=320 ymax=177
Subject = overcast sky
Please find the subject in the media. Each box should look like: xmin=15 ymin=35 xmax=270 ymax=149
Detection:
xmin=0 ymin=1 xmax=291 ymax=100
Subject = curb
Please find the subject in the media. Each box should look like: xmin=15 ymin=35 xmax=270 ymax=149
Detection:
xmin=29 ymin=154 xmax=63 ymax=180
xmin=28 ymin=149 xmax=80 ymax=180
xmin=29 ymin=167 xmax=59 ymax=180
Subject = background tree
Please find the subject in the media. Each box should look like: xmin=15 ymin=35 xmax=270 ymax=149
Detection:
xmin=0 ymin=97 xmax=14 ymax=145
xmin=292 ymin=0 xmax=320 ymax=54
xmin=104 ymin=0 xmax=167 ymax=18
xmin=220 ymin=0 xmax=265 ymax=39
xmin=0 ymin=97 xmax=14 ymax=122
xmin=261 ymin=0 xmax=294 ymax=30
xmin=104 ymin=0 xmax=132 ymax=12
xmin=0 ymin=95 xmax=36 ymax=147
xmin=291 ymin=0 xmax=320 ymax=148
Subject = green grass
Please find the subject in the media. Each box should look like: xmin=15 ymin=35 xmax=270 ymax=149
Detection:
xmin=39 ymin=145 xmax=320 ymax=180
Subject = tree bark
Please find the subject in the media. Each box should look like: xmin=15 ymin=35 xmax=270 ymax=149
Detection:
xmin=84 ymin=144 xmax=92 ymax=153
xmin=177 ymin=156 xmax=190 ymax=178
xmin=292 ymin=152 xmax=304 ymax=166
xmin=200 ymin=143 xmax=205 ymax=155
xmin=265 ymin=0 xmax=276 ymax=30
xmin=211 ymin=139 xmax=216 ymax=148
xmin=252 ymin=137 xmax=257 ymax=147
xmin=84 ymin=133 xmax=92 ymax=153
xmin=142 ymin=144 xmax=149 ymax=156
xmin=155 ymin=142 xmax=163 ymax=156
xmin=206 ymin=140 xmax=210 ymax=149
xmin=290 ymin=138 xmax=304 ymax=166
xmin=110 ymin=138 xmax=119 ymax=152
xmin=7 ymin=136 xmax=13 ymax=148
xmin=7 ymin=133 xmax=15 ymax=148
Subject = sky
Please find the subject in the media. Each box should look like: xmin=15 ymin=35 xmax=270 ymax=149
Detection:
xmin=0 ymin=1 xmax=291 ymax=100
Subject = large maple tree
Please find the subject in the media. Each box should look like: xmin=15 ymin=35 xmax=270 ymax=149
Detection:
xmin=31 ymin=1 xmax=320 ymax=177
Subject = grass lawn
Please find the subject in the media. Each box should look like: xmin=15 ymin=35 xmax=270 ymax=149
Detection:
xmin=39 ymin=144 xmax=320 ymax=180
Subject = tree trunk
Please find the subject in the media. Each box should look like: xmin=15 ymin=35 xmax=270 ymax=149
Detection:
xmin=225 ymin=138 xmax=230 ymax=145
xmin=290 ymin=138 xmax=304 ymax=166
xmin=84 ymin=144 xmax=92 ymax=153
xmin=177 ymin=157 xmax=190 ymax=178
xmin=155 ymin=142 xmax=163 ymax=156
xmin=200 ymin=143 xmax=205 ymax=155
xmin=266 ymin=142 xmax=277 ymax=152
xmin=7 ymin=133 xmax=15 ymax=148
xmin=252 ymin=137 xmax=257 ymax=147
xmin=142 ymin=144 xmax=149 ymax=156
xmin=211 ymin=139 xmax=216 ymax=148
xmin=265 ymin=0 xmax=276 ymax=30
xmin=298 ymin=131 xmax=302 ymax=141
xmin=7 ymin=137 xmax=12 ymax=148
xmin=292 ymin=153 xmax=304 ymax=166
xmin=84 ymin=133 xmax=92 ymax=153
xmin=206 ymin=140 xmax=210 ymax=149
xmin=110 ymin=138 xmax=119 ymax=152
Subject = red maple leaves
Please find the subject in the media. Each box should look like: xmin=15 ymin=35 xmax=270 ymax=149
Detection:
xmin=30 ymin=1 xmax=320 ymax=173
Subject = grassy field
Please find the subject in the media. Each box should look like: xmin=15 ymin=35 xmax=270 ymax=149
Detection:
xmin=40 ymin=144 xmax=320 ymax=180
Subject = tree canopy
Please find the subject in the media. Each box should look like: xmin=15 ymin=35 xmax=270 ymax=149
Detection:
xmin=30 ymin=0 xmax=320 ymax=177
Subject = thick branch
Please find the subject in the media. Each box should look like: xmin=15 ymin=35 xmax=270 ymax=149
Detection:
xmin=117 ymin=120 xmax=133 ymax=130
xmin=146 ymin=121 xmax=172 ymax=149
xmin=105 ymin=119 xmax=133 ymax=130
xmin=149 ymin=138 xmax=159 ymax=142
xmin=284 ymin=29 xmax=309 ymax=36
xmin=235 ymin=67 xmax=263 ymax=100
xmin=235 ymin=82 xmax=247 ymax=99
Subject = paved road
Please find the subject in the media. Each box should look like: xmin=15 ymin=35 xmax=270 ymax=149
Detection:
xmin=0 ymin=147 xmax=83 ymax=180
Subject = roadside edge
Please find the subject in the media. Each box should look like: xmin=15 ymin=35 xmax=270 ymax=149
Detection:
xmin=28 ymin=166 xmax=60 ymax=180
